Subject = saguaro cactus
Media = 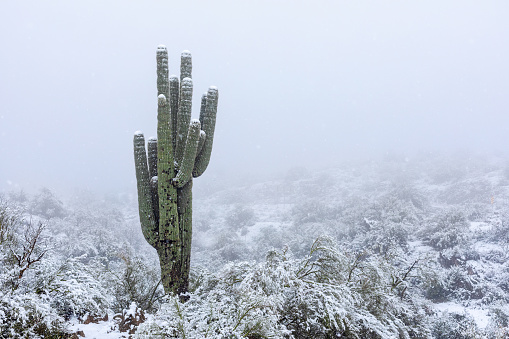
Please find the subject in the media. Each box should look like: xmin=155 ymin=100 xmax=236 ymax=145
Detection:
xmin=133 ymin=46 xmax=218 ymax=295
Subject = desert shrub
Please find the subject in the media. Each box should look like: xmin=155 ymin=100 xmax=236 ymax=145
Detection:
xmin=0 ymin=293 xmax=69 ymax=338
xmin=422 ymin=209 xmax=470 ymax=251
xmin=29 ymin=187 xmax=66 ymax=219
xmin=138 ymin=236 xmax=430 ymax=338
xmin=491 ymin=209 xmax=509 ymax=244
xmin=424 ymin=275 xmax=450 ymax=302
xmin=42 ymin=256 xmax=110 ymax=320
xmin=430 ymin=312 xmax=481 ymax=339
xmin=485 ymin=306 xmax=509 ymax=338
xmin=225 ymin=205 xmax=256 ymax=229
xmin=0 ymin=199 xmax=111 ymax=336
xmin=106 ymin=248 xmax=163 ymax=313
xmin=292 ymin=200 xmax=341 ymax=226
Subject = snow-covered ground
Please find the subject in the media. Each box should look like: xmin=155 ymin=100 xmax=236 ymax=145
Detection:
xmin=434 ymin=302 xmax=490 ymax=329
xmin=69 ymin=315 xmax=123 ymax=339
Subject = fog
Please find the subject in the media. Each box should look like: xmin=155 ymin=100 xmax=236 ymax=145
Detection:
xmin=1 ymin=1 xmax=508 ymax=195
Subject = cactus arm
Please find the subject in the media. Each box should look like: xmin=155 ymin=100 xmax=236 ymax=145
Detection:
xmin=193 ymin=86 xmax=218 ymax=178
xmin=175 ymin=77 xmax=193 ymax=165
xmin=156 ymin=46 xmax=170 ymax=98
xmin=174 ymin=119 xmax=201 ymax=188
xmin=150 ymin=176 xmax=159 ymax=226
xmin=133 ymin=132 xmax=158 ymax=248
xmin=198 ymin=92 xmax=207 ymax=124
xmin=169 ymin=75 xmax=179 ymax=152
xmin=194 ymin=93 xmax=208 ymax=156
xmin=147 ymin=137 xmax=158 ymax=179
xmin=180 ymin=50 xmax=192 ymax=81
xmin=196 ymin=130 xmax=206 ymax=156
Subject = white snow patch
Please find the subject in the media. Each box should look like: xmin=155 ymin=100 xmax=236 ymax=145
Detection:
xmin=69 ymin=314 xmax=124 ymax=339
xmin=470 ymin=221 xmax=491 ymax=232
xmin=434 ymin=302 xmax=490 ymax=329
xmin=407 ymin=240 xmax=433 ymax=255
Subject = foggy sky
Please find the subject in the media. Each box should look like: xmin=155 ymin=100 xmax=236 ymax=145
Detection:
xmin=1 ymin=1 xmax=508 ymax=195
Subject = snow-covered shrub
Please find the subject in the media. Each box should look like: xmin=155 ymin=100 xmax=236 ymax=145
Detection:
xmin=485 ymin=306 xmax=509 ymax=338
xmin=0 ymin=198 xmax=18 ymax=246
xmin=0 ymin=292 xmax=69 ymax=338
xmin=209 ymin=229 xmax=251 ymax=263
xmin=138 ymin=236 xmax=430 ymax=338
xmin=29 ymin=187 xmax=66 ymax=219
xmin=0 ymin=198 xmax=112 ymax=336
xmin=490 ymin=209 xmax=509 ymax=244
xmin=362 ymin=219 xmax=410 ymax=255
xmin=423 ymin=273 xmax=450 ymax=302
xmin=1 ymin=217 xmax=49 ymax=291
xmin=42 ymin=255 xmax=110 ymax=320
xmin=430 ymin=311 xmax=481 ymax=339
xmin=106 ymin=247 xmax=163 ymax=313
xmin=422 ymin=209 xmax=470 ymax=251
xmin=53 ymin=207 xmax=126 ymax=261
xmin=225 ymin=205 xmax=256 ymax=229
xmin=341 ymin=194 xmax=420 ymax=254
xmin=292 ymin=200 xmax=341 ymax=226
xmin=0 ymin=203 xmax=69 ymax=338
xmin=113 ymin=302 xmax=147 ymax=335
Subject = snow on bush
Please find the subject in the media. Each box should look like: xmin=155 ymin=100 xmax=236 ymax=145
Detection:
xmin=137 ymin=236 xmax=430 ymax=338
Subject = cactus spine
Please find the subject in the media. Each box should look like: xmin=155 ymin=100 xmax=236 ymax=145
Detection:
xmin=133 ymin=46 xmax=218 ymax=295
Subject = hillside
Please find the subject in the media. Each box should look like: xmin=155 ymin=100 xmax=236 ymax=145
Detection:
xmin=1 ymin=153 xmax=509 ymax=338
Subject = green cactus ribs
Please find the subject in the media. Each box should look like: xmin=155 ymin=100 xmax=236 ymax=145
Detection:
xmin=133 ymin=45 xmax=218 ymax=296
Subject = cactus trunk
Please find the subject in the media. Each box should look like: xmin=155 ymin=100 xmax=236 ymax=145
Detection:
xmin=133 ymin=45 xmax=218 ymax=296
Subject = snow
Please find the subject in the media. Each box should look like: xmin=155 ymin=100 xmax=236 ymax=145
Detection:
xmin=126 ymin=302 xmax=138 ymax=317
xmin=407 ymin=240 xmax=433 ymax=255
xmin=69 ymin=315 xmax=124 ymax=339
xmin=470 ymin=221 xmax=491 ymax=232
xmin=434 ymin=302 xmax=490 ymax=329
xmin=134 ymin=131 xmax=143 ymax=136
xmin=158 ymin=94 xmax=166 ymax=106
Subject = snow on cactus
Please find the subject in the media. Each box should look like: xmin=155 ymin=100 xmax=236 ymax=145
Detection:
xmin=133 ymin=46 xmax=218 ymax=296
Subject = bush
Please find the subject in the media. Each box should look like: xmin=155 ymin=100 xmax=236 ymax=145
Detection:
xmin=225 ymin=205 xmax=256 ymax=229
xmin=107 ymin=248 xmax=163 ymax=313
xmin=137 ymin=236 xmax=430 ymax=338
xmin=29 ymin=188 xmax=66 ymax=219
xmin=422 ymin=209 xmax=470 ymax=251
xmin=0 ymin=293 xmax=69 ymax=338
xmin=431 ymin=312 xmax=480 ymax=339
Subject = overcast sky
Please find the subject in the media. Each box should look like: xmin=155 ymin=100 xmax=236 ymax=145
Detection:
xmin=1 ymin=1 xmax=508 ymax=195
